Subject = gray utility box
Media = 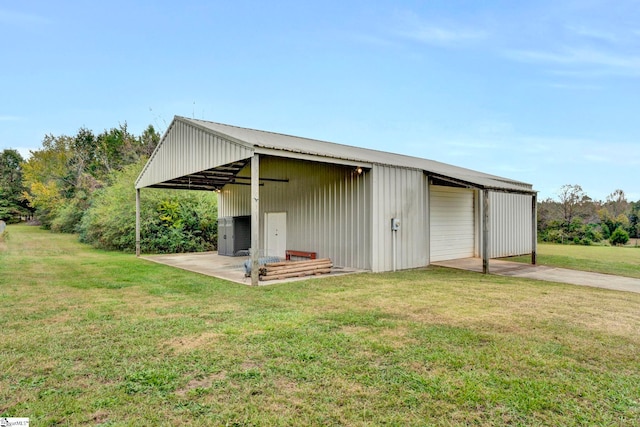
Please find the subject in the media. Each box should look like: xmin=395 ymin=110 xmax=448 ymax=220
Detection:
xmin=218 ymin=216 xmax=251 ymax=256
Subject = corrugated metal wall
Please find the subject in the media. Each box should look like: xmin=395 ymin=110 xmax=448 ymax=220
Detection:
xmin=371 ymin=165 xmax=428 ymax=272
xmin=219 ymin=157 xmax=372 ymax=270
xmin=489 ymin=192 xmax=533 ymax=258
xmin=136 ymin=120 xmax=253 ymax=188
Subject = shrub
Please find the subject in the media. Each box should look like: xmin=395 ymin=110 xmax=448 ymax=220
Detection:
xmin=583 ymin=226 xmax=602 ymax=243
xmin=51 ymin=199 xmax=85 ymax=233
xmin=609 ymin=227 xmax=629 ymax=246
xmin=78 ymin=159 xmax=218 ymax=253
xmin=544 ymin=229 xmax=566 ymax=244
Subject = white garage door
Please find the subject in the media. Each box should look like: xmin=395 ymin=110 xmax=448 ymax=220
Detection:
xmin=430 ymin=185 xmax=475 ymax=262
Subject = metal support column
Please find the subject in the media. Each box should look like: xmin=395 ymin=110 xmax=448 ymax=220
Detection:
xmin=135 ymin=188 xmax=141 ymax=257
xmin=250 ymin=154 xmax=260 ymax=286
xmin=531 ymin=193 xmax=537 ymax=265
xmin=482 ymin=189 xmax=490 ymax=274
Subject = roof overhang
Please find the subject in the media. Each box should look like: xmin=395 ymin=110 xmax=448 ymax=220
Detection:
xmin=428 ymin=173 xmax=537 ymax=195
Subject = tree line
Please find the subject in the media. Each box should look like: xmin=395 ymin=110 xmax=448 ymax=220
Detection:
xmin=538 ymin=184 xmax=638 ymax=246
xmin=0 ymin=123 xmax=218 ymax=253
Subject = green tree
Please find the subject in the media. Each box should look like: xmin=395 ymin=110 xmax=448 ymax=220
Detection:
xmin=22 ymin=124 xmax=155 ymax=230
xmin=22 ymin=135 xmax=73 ymax=228
xmin=557 ymin=184 xmax=587 ymax=227
xmin=0 ymin=149 xmax=30 ymax=222
xmin=609 ymin=227 xmax=629 ymax=246
xmin=137 ymin=124 xmax=161 ymax=158
xmin=605 ymin=189 xmax=628 ymax=217
xmin=627 ymin=201 xmax=640 ymax=239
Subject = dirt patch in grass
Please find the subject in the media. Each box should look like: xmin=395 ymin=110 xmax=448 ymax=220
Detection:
xmin=175 ymin=372 xmax=227 ymax=396
xmin=163 ymin=332 xmax=224 ymax=353
xmin=376 ymin=325 xmax=417 ymax=347
xmin=86 ymin=411 xmax=110 ymax=425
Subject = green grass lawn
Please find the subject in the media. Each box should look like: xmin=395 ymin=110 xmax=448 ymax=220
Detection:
xmin=509 ymin=242 xmax=640 ymax=279
xmin=1 ymin=225 xmax=639 ymax=426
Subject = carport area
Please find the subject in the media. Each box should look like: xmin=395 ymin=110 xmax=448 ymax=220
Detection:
xmin=434 ymin=258 xmax=640 ymax=294
xmin=141 ymin=252 xmax=363 ymax=285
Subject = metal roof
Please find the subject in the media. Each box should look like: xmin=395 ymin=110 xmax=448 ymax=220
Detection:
xmin=177 ymin=116 xmax=535 ymax=194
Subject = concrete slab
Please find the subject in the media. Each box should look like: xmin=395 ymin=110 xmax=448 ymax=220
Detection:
xmin=433 ymin=258 xmax=640 ymax=294
xmin=140 ymin=251 xmax=361 ymax=285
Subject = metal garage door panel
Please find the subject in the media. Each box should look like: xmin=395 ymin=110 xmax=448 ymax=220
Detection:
xmin=430 ymin=186 xmax=475 ymax=262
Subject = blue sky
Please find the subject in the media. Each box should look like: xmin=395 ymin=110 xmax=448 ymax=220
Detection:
xmin=1 ymin=0 xmax=639 ymax=201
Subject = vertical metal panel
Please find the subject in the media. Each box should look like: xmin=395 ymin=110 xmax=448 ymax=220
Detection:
xmin=219 ymin=157 xmax=372 ymax=270
xmin=250 ymin=154 xmax=260 ymax=286
xmin=482 ymin=189 xmax=489 ymax=274
xmin=370 ymin=165 xmax=428 ymax=272
xmin=429 ymin=185 xmax=475 ymax=262
xmin=488 ymin=192 xmax=533 ymax=258
xmin=136 ymin=119 xmax=253 ymax=188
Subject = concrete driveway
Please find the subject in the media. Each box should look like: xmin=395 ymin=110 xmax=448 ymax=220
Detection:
xmin=433 ymin=258 xmax=640 ymax=294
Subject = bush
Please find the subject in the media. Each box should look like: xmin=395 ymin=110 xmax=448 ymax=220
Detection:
xmin=51 ymin=199 xmax=85 ymax=233
xmin=583 ymin=226 xmax=602 ymax=243
xmin=609 ymin=227 xmax=629 ymax=246
xmin=544 ymin=229 xmax=566 ymax=244
xmin=78 ymin=159 xmax=218 ymax=253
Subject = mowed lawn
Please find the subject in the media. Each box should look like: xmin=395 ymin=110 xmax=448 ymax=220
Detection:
xmin=510 ymin=243 xmax=640 ymax=279
xmin=1 ymin=225 xmax=639 ymax=426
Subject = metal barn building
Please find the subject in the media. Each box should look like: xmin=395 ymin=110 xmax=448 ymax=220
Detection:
xmin=136 ymin=116 xmax=537 ymax=285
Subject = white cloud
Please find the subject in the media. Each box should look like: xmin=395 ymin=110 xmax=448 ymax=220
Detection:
xmin=0 ymin=115 xmax=22 ymax=122
xmin=545 ymin=82 xmax=602 ymax=90
xmin=0 ymin=9 xmax=50 ymax=26
xmin=566 ymin=25 xmax=619 ymax=43
xmin=399 ymin=26 xmax=487 ymax=45
xmin=447 ymin=140 xmax=501 ymax=150
xmin=582 ymin=153 xmax=610 ymax=163
xmin=393 ymin=10 xmax=487 ymax=47
xmin=506 ymin=47 xmax=640 ymax=77
xmin=348 ymin=33 xmax=402 ymax=49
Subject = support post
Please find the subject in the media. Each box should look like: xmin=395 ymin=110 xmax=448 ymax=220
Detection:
xmin=250 ymin=154 xmax=260 ymax=286
xmin=531 ymin=193 xmax=537 ymax=265
xmin=136 ymin=188 xmax=141 ymax=257
xmin=482 ymin=189 xmax=490 ymax=274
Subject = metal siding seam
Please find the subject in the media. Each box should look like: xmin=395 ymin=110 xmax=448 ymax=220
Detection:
xmin=370 ymin=165 xmax=378 ymax=272
xmin=400 ymin=169 xmax=406 ymax=269
xmin=338 ymin=173 xmax=344 ymax=266
xmin=387 ymin=166 xmax=392 ymax=271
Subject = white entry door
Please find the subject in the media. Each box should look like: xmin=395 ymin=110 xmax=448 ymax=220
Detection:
xmin=265 ymin=212 xmax=287 ymax=258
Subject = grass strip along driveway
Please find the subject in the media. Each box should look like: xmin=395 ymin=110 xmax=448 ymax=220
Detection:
xmin=1 ymin=225 xmax=639 ymax=426
xmin=510 ymin=243 xmax=640 ymax=279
